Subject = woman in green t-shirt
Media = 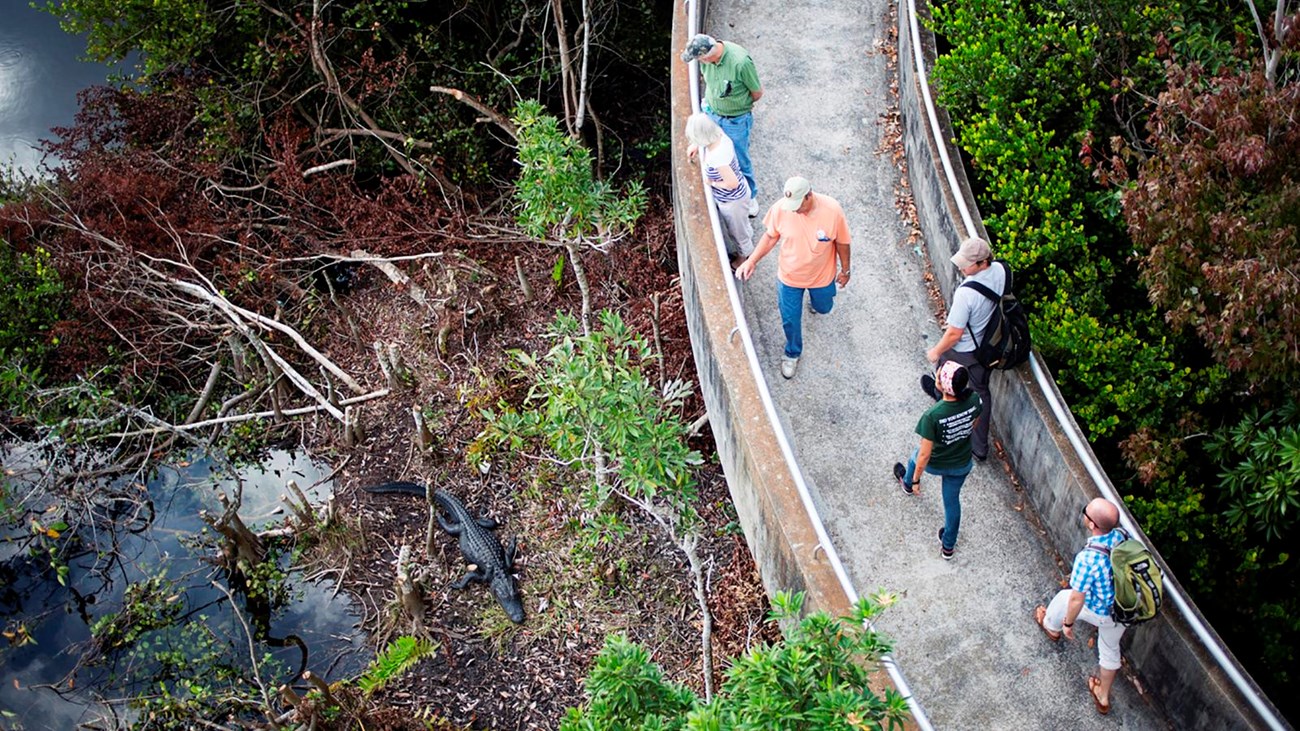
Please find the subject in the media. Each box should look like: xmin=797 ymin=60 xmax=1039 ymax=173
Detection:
xmin=893 ymin=361 xmax=983 ymax=560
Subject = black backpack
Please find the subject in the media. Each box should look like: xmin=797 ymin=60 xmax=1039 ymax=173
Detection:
xmin=960 ymin=261 xmax=1031 ymax=370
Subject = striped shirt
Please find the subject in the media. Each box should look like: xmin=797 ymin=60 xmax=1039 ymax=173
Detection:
xmin=703 ymin=136 xmax=749 ymax=202
xmin=1071 ymin=528 xmax=1124 ymax=615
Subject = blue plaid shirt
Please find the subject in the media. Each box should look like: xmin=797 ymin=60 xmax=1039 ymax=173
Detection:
xmin=1070 ymin=529 xmax=1125 ymax=615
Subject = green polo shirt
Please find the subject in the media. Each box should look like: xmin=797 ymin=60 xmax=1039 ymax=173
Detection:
xmin=701 ymin=41 xmax=762 ymax=117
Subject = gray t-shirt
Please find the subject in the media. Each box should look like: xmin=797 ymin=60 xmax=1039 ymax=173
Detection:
xmin=948 ymin=262 xmax=1008 ymax=352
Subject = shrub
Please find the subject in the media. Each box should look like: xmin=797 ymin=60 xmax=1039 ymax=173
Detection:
xmin=560 ymin=591 xmax=910 ymax=731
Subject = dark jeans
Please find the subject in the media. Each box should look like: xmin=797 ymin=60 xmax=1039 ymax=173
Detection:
xmin=902 ymin=447 xmax=973 ymax=550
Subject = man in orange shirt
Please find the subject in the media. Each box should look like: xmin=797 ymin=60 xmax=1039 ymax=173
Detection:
xmin=735 ymin=176 xmax=852 ymax=379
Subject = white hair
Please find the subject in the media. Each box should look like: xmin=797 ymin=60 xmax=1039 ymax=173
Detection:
xmin=684 ymin=112 xmax=723 ymax=147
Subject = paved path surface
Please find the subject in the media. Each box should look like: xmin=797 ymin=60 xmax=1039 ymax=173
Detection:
xmin=701 ymin=0 xmax=1171 ymax=728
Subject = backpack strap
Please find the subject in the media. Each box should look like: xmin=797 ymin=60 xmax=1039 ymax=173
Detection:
xmin=961 ymin=280 xmax=1000 ymax=302
xmin=1084 ymin=528 xmax=1130 ymax=557
xmin=959 ymin=260 xmax=1013 ymax=299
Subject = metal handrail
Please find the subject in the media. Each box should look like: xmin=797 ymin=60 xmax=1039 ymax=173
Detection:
xmin=684 ymin=1 xmax=934 ymax=727
xmin=901 ymin=0 xmax=1287 ymax=726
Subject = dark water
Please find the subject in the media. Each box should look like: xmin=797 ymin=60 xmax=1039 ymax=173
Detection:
xmin=0 ymin=0 xmax=126 ymax=172
xmin=0 ymin=451 xmax=369 ymax=729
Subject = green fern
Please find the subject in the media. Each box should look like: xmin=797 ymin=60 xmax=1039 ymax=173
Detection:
xmin=357 ymin=636 xmax=437 ymax=695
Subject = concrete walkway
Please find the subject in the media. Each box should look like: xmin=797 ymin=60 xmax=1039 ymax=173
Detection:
xmin=705 ymin=0 xmax=1170 ymax=728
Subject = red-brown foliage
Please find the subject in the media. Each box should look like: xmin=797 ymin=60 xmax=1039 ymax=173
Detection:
xmin=7 ymin=82 xmax=467 ymax=385
xmin=1125 ymin=60 xmax=1300 ymax=383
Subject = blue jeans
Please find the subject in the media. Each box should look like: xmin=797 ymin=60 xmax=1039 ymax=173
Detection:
xmin=902 ymin=447 xmax=973 ymax=550
xmin=707 ymin=110 xmax=756 ymax=198
xmin=777 ymin=280 xmax=836 ymax=358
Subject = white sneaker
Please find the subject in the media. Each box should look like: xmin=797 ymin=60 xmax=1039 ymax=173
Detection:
xmin=747 ymin=197 xmax=759 ymax=217
xmin=781 ymin=356 xmax=799 ymax=379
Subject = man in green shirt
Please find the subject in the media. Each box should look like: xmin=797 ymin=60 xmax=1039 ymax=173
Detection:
xmin=681 ymin=33 xmax=764 ymax=215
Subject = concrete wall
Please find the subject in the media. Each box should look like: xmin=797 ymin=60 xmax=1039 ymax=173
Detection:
xmin=671 ymin=0 xmax=853 ymax=622
xmin=672 ymin=2 xmax=925 ymax=724
xmin=896 ymin=2 xmax=1288 ymax=729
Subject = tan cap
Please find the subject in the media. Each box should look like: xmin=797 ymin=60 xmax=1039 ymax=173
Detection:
xmin=951 ymin=236 xmax=991 ymax=269
xmin=780 ymin=176 xmax=812 ymax=211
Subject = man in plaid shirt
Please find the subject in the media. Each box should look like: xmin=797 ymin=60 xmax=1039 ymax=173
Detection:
xmin=1034 ymin=498 xmax=1127 ymax=715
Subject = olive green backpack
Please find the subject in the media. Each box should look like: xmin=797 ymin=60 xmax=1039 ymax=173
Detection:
xmin=1087 ymin=528 xmax=1164 ymax=626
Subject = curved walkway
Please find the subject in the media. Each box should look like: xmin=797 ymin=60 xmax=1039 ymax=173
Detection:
xmin=705 ymin=0 xmax=1167 ymax=728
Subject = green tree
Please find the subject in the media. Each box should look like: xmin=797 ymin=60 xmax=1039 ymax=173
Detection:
xmin=513 ymin=101 xmax=646 ymax=334
xmin=560 ymin=591 xmax=910 ymax=731
xmin=44 ymin=0 xmax=238 ymax=76
xmin=1208 ymin=402 xmax=1300 ymax=542
xmin=0 ymin=239 xmax=63 ymax=408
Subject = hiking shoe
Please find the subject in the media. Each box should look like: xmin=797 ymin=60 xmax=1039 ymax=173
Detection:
xmin=939 ymin=528 xmax=954 ymax=560
xmin=894 ymin=462 xmax=914 ymax=495
xmin=781 ymin=356 xmax=799 ymax=379
xmin=747 ymin=197 xmax=760 ymax=217
xmin=920 ymin=374 xmax=942 ymax=401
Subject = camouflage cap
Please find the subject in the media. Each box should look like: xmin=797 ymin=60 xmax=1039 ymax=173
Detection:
xmin=680 ymin=34 xmax=717 ymax=63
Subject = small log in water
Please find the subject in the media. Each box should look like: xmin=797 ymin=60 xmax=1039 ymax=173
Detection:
xmin=202 ymin=491 xmax=266 ymax=566
xmin=282 ymin=479 xmax=315 ymax=528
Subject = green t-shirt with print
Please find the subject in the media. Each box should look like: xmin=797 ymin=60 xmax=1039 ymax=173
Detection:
xmin=915 ymin=392 xmax=982 ymax=469
xmin=702 ymin=41 xmax=762 ymax=117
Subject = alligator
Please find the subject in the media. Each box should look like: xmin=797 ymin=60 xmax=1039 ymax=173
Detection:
xmin=365 ymin=481 xmax=524 ymax=623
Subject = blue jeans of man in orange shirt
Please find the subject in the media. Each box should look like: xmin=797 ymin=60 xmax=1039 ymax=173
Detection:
xmin=901 ymin=448 xmax=973 ymax=551
xmin=777 ymin=280 xmax=836 ymax=358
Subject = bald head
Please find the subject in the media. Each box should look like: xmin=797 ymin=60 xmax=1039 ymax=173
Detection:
xmin=1085 ymin=498 xmax=1120 ymax=532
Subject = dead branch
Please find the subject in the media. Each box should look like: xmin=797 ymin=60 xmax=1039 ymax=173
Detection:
xmin=429 ymin=86 xmax=518 ymax=140
xmin=104 ymin=389 xmax=390 ymax=439
xmin=514 ymin=255 xmax=534 ymax=301
xmin=302 ymin=671 xmax=333 ymax=706
xmin=148 ymin=268 xmax=365 ymax=396
xmin=186 ymin=360 xmax=224 ymax=425
xmin=203 ymin=491 xmax=266 ymax=566
xmin=412 ymin=405 xmax=434 ymax=450
xmin=395 ymin=544 xmax=425 ymax=632
xmin=302 ymin=159 xmax=355 ymax=177
xmin=319 ymin=128 xmax=434 ymax=149
xmin=283 ymin=479 xmax=316 ymax=528
xmin=306 ymin=0 xmax=460 ymax=198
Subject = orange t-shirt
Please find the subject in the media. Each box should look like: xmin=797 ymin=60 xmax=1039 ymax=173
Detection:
xmin=762 ymin=193 xmax=851 ymax=288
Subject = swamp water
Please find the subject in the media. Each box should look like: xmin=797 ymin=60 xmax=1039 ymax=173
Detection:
xmin=0 ymin=451 xmax=369 ymax=729
xmin=2 ymin=4 xmax=369 ymax=726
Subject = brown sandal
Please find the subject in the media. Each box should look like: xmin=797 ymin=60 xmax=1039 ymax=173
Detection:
xmin=1088 ymin=676 xmax=1111 ymax=715
xmin=1034 ymin=605 xmax=1061 ymax=642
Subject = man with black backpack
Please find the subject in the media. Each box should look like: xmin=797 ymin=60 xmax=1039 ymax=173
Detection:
xmin=1033 ymin=498 xmax=1127 ymax=716
xmin=924 ymin=236 xmax=1005 ymax=461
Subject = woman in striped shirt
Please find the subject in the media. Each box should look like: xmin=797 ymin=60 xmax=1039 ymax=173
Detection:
xmin=685 ymin=113 xmax=753 ymax=259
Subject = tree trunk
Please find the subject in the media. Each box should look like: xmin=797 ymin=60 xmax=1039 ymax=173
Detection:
xmin=566 ymin=240 xmax=593 ymax=335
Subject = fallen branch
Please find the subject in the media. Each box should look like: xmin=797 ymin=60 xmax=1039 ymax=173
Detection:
xmin=302 ymin=159 xmax=355 ymax=177
xmin=102 ymin=389 xmax=390 ymax=438
xmin=429 ymin=86 xmax=518 ymax=140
